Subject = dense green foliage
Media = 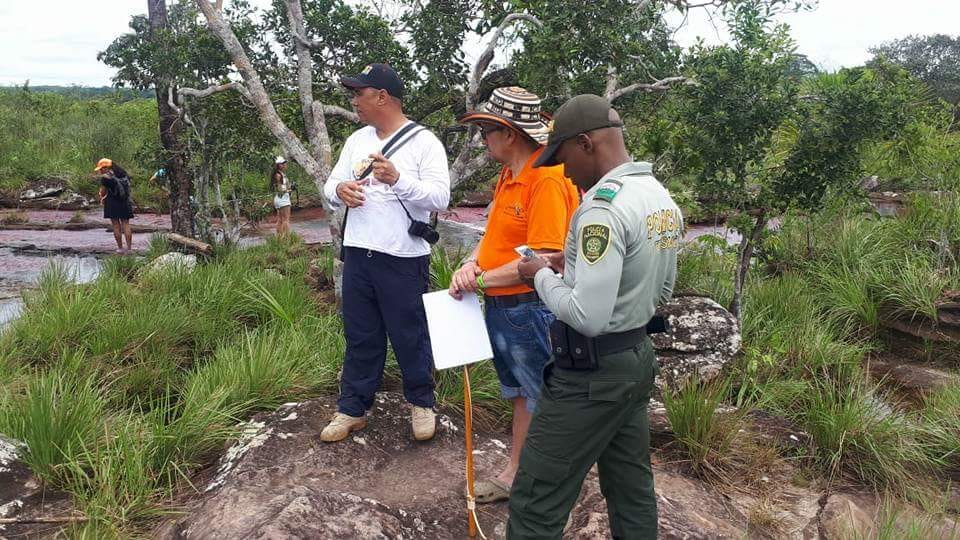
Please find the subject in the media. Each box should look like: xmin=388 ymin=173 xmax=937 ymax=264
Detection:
xmin=0 ymin=87 xmax=317 ymax=215
xmin=0 ymin=89 xmax=157 ymax=197
xmin=870 ymin=33 xmax=960 ymax=108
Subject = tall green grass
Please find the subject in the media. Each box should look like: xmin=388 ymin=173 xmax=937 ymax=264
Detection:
xmin=0 ymin=238 xmax=515 ymax=535
xmin=0 ymin=236 xmax=343 ymax=535
xmin=663 ymin=377 xmax=740 ymax=473
xmin=920 ymin=383 xmax=960 ymax=469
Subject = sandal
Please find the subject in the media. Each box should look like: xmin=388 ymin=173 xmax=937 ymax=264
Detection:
xmin=473 ymin=478 xmax=511 ymax=504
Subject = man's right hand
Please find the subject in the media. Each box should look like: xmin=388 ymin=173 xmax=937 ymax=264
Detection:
xmin=335 ymin=181 xmax=365 ymax=208
xmin=448 ymin=260 xmax=480 ymax=300
xmin=543 ymin=251 xmax=565 ymax=273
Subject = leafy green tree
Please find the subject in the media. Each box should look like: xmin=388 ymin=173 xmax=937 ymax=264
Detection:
xmin=671 ymin=2 xmax=799 ymax=319
xmin=100 ymin=1 xmax=270 ymax=240
xmin=869 ymin=34 xmax=960 ymax=109
xmin=673 ymin=1 xmax=932 ymax=319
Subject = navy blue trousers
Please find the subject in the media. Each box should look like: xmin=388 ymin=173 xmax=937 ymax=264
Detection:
xmin=338 ymin=246 xmax=435 ymax=417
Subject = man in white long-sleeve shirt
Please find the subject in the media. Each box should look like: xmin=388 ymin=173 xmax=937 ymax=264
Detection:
xmin=321 ymin=63 xmax=451 ymax=443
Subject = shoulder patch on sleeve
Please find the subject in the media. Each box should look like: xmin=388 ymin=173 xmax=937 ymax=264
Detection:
xmin=579 ymin=223 xmax=611 ymax=264
xmin=594 ymin=179 xmax=623 ymax=202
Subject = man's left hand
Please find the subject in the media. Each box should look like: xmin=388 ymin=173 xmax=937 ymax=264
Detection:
xmin=369 ymin=152 xmax=400 ymax=185
xmin=518 ymin=256 xmax=549 ymax=285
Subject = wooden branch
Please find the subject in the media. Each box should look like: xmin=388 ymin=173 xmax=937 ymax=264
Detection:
xmin=449 ymin=131 xmax=487 ymax=188
xmin=194 ymin=0 xmax=327 ymax=183
xmin=179 ymin=82 xmax=251 ymax=101
xmin=167 ymin=232 xmax=213 ymax=254
xmin=607 ymin=76 xmax=692 ymax=101
xmin=460 ymin=152 xmax=492 ymax=183
xmin=283 ymin=0 xmax=327 ymax=165
xmin=0 ymin=516 xmax=87 ymax=524
xmin=605 ymin=67 xmax=619 ymax=99
xmin=287 ymin=17 xmax=322 ymax=49
xmin=467 ymin=13 xmax=542 ymax=111
xmin=320 ymin=104 xmax=360 ymax=123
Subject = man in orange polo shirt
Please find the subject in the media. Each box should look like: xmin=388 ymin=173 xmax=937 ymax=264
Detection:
xmin=449 ymin=87 xmax=579 ymax=503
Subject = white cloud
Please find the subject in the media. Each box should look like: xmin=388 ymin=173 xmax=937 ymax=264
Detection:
xmin=1 ymin=0 xmax=958 ymax=87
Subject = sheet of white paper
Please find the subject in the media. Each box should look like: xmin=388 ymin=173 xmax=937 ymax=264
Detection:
xmin=421 ymin=290 xmax=493 ymax=370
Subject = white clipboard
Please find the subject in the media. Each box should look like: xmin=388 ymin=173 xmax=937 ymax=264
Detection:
xmin=421 ymin=290 xmax=493 ymax=370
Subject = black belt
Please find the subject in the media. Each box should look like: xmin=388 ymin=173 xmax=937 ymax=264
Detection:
xmin=595 ymin=327 xmax=648 ymax=355
xmin=484 ymin=291 xmax=540 ymax=309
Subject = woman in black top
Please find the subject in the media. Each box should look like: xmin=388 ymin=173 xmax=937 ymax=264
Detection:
xmin=95 ymin=158 xmax=134 ymax=254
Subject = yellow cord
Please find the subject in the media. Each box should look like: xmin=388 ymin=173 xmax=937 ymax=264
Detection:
xmin=466 ymin=496 xmax=488 ymax=540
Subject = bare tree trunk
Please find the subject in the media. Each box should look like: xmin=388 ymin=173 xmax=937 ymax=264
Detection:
xmin=149 ymin=0 xmax=193 ymax=237
xmin=448 ymin=13 xmax=542 ymax=187
xmin=195 ymin=0 xmax=349 ymax=297
xmin=729 ymin=212 xmax=766 ymax=322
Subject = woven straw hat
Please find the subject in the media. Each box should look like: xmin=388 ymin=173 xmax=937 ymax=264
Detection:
xmin=457 ymin=87 xmax=550 ymax=145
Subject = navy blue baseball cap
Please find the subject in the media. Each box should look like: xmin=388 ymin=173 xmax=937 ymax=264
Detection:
xmin=340 ymin=63 xmax=404 ymax=100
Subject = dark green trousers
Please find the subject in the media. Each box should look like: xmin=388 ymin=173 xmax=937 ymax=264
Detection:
xmin=507 ymin=338 xmax=658 ymax=540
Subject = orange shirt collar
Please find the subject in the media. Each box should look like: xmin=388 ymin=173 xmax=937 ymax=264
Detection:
xmin=499 ymin=147 xmax=546 ymax=186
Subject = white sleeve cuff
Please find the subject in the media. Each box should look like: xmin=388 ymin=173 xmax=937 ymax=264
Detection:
xmin=392 ymin=173 xmax=412 ymax=195
xmin=533 ymin=266 xmax=558 ymax=292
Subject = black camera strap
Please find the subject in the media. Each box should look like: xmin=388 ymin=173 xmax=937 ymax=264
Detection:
xmin=339 ymin=121 xmax=425 ymax=259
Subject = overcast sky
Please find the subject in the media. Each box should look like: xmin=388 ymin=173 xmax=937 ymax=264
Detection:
xmin=1 ymin=1 xmax=957 ymax=87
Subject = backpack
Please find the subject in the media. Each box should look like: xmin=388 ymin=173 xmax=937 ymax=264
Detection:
xmin=108 ymin=174 xmax=132 ymax=201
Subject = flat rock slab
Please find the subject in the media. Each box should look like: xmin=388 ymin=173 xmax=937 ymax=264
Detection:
xmin=159 ymin=394 xmax=513 ymax=539
xmin=866 ymin=357 xmax=958 ymax=406
xmin=0 ymin=229 xmax=151 ymax=254
xmin=0 ymin=436 xmax=74 ymax=539
xmin=820 ymin=491 xmax=959 ymax=539
xmin=160 ymin=392 xmax=829 ymax=539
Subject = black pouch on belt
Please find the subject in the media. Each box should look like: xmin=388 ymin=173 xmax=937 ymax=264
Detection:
xmin=549 ymin=320 xmax=599 ymax=370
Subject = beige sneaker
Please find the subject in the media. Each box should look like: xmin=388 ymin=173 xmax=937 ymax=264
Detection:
xmin=411 ymin=405 xmax=436 ymax=441
xmin=320 ymin=412 xmax=366 ymax=442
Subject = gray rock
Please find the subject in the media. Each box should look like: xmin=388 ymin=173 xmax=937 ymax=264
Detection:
xmin=157 ymin=394 xmax=512 ymax=539
xmin=819 ymin=492 xmax=959 ymax=540
xmin=858 ymin=175 xmax=880 ymax=192
xmin=457 ymin=190 xmax=493 ymax=208
xmin=19 ymin=186 xmax=64 ymax=200
xmin=17 ymin=192 xmax=89 ymax=211
xmin=436 ymin=220 xmax=484 ymax=253
xmin=652 ymin=295 xmax=741 ymax=392
xmin=142 ymin=252 xmax=197 ymax=275
xmin=158 ymin=393 xmax=831 ymax=539
xmin=0 ymin=434 xmax=74 ymax=538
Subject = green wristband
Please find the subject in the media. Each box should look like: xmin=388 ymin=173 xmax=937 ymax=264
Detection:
xmin=476 ymin=271 xmax=486 ymax=290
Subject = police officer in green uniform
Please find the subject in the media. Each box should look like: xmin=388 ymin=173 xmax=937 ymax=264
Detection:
xmin=511 ymin=94 xmax=683 ymax=539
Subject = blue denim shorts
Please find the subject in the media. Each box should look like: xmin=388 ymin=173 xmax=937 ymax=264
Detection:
xmin=484 ymin=300 xmax=555 ymax=412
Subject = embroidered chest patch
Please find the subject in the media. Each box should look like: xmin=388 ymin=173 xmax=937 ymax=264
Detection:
xmin=594 ymin=180 xmax=623 ymax=202
xmin=579 ymin=223 xmax=611 ymax=264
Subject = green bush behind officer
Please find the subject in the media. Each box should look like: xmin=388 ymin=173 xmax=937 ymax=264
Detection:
xmin=511 ymin=94 xmax=683 ymax=539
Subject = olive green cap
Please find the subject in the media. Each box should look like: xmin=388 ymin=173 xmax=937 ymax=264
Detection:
xmin=533 ymin=94 xmax=623 ymax=168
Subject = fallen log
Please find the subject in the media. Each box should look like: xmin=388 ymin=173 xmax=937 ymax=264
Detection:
xmin=166 ymin=233 xmax=213 ymax=255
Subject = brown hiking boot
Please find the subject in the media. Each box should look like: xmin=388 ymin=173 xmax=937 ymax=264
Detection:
xmin=411 ymin=405 xmax=436 ymax=441
xmin=320 ymin=412 xmax=366 ymax=442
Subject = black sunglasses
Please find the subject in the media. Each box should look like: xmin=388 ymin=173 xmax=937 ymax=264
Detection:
xmin=479 ymin=125 xmax=504 ymax=138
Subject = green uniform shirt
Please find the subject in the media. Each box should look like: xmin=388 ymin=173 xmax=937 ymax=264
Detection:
xmin=533 ymin=161 xmax=682 ymax=337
